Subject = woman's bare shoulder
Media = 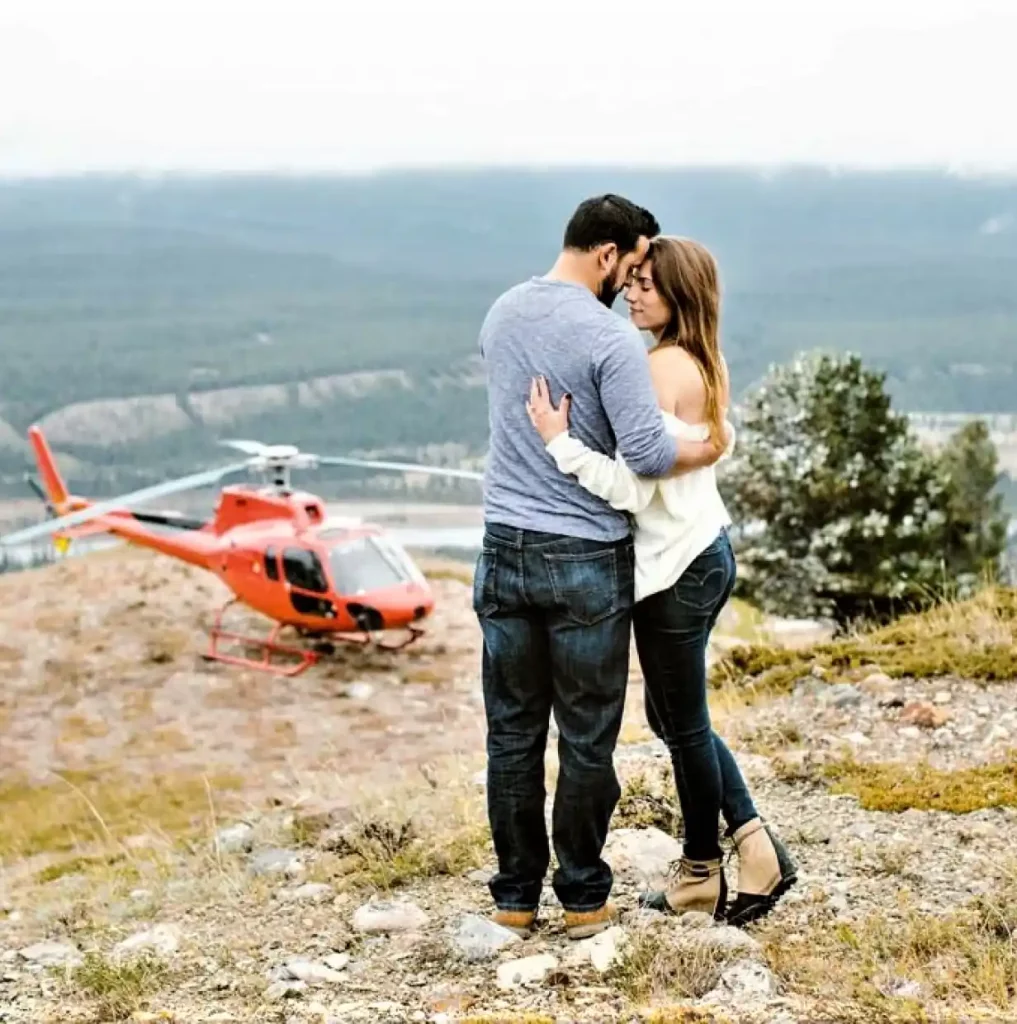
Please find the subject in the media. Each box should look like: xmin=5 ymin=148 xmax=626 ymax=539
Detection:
xmin=648 ymin=345 xmax=704 ymax=413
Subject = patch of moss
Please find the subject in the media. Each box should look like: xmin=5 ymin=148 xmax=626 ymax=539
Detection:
xmin=821 ymin=755 xmax=1017 ymax=814
xmin=0 ymin=768 xmax=243 ymax=860
xmin=711 ymin=585 xmax=1017 ymax=697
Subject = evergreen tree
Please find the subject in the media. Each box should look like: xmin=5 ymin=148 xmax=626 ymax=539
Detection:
xmin=721 ymin=351 xmax=1006 ymax=624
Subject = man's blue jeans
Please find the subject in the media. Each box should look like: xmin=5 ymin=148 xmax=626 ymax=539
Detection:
xmin=473 ymin=522 xmax=634 ymax=913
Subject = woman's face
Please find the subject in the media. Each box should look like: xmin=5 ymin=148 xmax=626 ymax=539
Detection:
xmin=624 ymin=259 xmax=670 ymax=335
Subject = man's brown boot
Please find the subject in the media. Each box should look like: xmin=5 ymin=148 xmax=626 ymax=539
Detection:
xmin=491 ymin=908 xmax=536 ymax=938
xmin=564 ymin=901 xmax=619 ymax=940
xmin=639 ymin=856 xmax=727 ymax=920
xmin=726 ymin=818 xmax=797 ymax=927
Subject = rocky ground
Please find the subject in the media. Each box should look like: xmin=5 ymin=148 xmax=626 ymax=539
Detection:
xmin=1 ymin=549 xmax=1015 ymax=1023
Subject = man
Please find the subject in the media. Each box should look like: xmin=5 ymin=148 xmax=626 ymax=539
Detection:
xmin=475 ymin=194 xmax=726 ymax=940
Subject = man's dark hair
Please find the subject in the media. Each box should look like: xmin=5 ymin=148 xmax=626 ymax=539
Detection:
xmin=562 ymin=193 xmax=660 ymax=254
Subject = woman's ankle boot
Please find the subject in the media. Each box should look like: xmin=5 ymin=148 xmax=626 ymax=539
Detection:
xmin=640 ymin=855 xmax=727 ymax=921
xmin=726 ymin=818 xmax=797 ymax=926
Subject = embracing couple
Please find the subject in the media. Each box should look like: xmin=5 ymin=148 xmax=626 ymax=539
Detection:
xmin=473 ymin=194 xmax=796 ymax=941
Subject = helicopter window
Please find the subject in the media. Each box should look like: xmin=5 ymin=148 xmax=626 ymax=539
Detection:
xmin=328 ymin=536 xmax=411 ymax=595
xmin=264 ymin=546 xmax=279 ymax=581
xmin=281 ymin=547 xmax=329 ymax=593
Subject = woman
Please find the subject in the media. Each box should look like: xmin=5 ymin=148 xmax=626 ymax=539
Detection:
xmin=525 ymin=236 xmax=796 ymax=926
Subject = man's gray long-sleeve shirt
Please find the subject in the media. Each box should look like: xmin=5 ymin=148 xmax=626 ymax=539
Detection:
xmin=478 ymin=276 xmax=676 ymax=542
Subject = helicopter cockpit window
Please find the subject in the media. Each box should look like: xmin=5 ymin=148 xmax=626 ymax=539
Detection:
xmin=327 ymin=536 xmax=412 ymax=595
xmin=281 ymin=547 xmax=329 ymax=594
xmin=264 ymin=545 xmax=279 ymax=581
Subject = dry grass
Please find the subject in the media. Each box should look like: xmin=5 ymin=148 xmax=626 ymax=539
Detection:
xmin=614 ymin=762 xmax=680 ymax=833
xmin=0 ymin=767 xmax=243 ymax=860
xmin=759 ymin=871 xmax=1017 ymax=1018
xmin=711 ymin=585 xmax=1017 ymax=700
xmin=821 ymin=754 xmax=1017 ymax=814
xmin=645 ymin=1011 xmax=736 ymax=1024
xmin=734 ymin=720 xmax=803 ymax=756
xmin=144 ymin=627 xmax=193 ymax=665
xmin=293 ymin=761 xmax=491 ymax=891
xmin=72 ymin=950 xmax=172 ymax=1021
xmin=607 ymin=921 xmax=739 ymax=1002
xmin=459 ymin=1017 xmax=555 ymax=1024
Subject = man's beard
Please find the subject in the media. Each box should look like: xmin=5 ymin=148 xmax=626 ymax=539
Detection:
xmin=597 ymin=276 xmax=622 ymax=307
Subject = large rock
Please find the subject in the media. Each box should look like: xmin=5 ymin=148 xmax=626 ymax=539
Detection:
xmin=215 ymin=823 xmax=255 ymax=854
xmin=701 ymin=960 xmax=779 ymax=1004
xmin=113 ymin=923 xmax=181 ymax=960
xmin=18 ymin=942 xmax=82 ymax=967
xmin=495 ymin=953 xmax=558 ymax=990
xmin=449 ymin=914 xmax=522 ymax=962
xmin=603 ymin=827 xmax=682 ymax=887
xmin=352 ymin=899 xmax=429 ymax=934
xmin=575 ymin=926 xmax=628 ymax=973
xmin=248 ymin=848 xmax=304 ymax=877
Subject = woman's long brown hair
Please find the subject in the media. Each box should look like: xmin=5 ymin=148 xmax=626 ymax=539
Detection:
xmin=647 ymin=236 xmax=726 ymax=445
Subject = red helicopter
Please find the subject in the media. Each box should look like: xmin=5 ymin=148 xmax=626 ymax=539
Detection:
xmin=0 ymin=427 xmax=483 ymax=676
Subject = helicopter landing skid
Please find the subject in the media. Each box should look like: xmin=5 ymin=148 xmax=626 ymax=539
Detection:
xmin=204 ymin=600 xmax=319 ymax=677
xmin=326 ymin=624 xmax=426 ymax=652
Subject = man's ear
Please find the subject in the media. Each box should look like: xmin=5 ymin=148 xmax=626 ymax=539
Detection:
xmin=597 ymin=242 xmax=619 ymax=274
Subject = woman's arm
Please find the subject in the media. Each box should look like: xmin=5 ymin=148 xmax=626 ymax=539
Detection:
xmin=525 ymin=377 xmax=656 ymax=513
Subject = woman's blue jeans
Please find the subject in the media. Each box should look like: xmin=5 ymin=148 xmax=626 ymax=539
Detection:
xmin=633 ymin=530 xmax=758 ymax=860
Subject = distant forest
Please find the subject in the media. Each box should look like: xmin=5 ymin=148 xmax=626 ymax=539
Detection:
xmin=1 ymin=168 xmax=1016 ymax=505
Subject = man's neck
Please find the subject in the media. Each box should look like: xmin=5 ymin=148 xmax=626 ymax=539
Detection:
xmin=545 ymin=251 xmax=597 ymax=294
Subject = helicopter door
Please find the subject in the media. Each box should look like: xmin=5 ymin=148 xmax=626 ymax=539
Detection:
xmin=281 ymin=547 xmax=336 ymax=619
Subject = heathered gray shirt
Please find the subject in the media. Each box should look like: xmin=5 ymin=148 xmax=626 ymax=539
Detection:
xmin=479 ymin=276 xmax=676 ymax=542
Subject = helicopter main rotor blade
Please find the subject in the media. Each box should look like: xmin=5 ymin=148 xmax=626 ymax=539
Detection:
xmin=0 ymin=462 xmax=251 ymax=548
xmin=316 ymin=455 xmax=484 ymax=482
xmin=219 ymin=439 xmax=270 ymax=456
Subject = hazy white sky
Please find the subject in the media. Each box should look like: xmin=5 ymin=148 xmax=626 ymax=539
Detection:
xmin=1 ymin=0 xmax=1015 ymax=175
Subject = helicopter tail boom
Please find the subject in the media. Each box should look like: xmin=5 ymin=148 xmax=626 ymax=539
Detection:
xmin=28 ymin=426 xmax=79 ymax=516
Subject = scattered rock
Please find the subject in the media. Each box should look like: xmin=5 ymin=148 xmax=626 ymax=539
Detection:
xmin=248 ymin=848 xmax=304 ymax=877
xmin=859 ymin=671 xmax=895 ymax=695
xmin=352 ymin=899 xmax=429 ymax=934
xmin=841 ymin=730 xmax=872 ymax=747
xmin=113 ymin=923 xmax=181 ymax=960
xmin=496 ymin=953 xmax=558 ymax=990
xmin=283 ymin=958 xmax=346 ymax=985
xmin=18 ymin=942 xmax=82 ymax=968
xmin=449 ymin=914 xmax=522 ymax=962
xmin=820 ymin=683 xmax=863 ymax=708
xmin=292 ymin=798 xmax=357 ymax=841
xmin=265 ymin=980 xmax=307 ymax=1001
xmin=278 ymin=883 xmax=333 ymax=903
xmin=702 ymin=960 xmax=779 ymax=1004
xmin=602 ymin=827 xmax=682 ymax=887
xmin=689 ymin=925 xmax=762 ymax=956
xmin=215 ymin=822 xmax=255 ymax=854
xmin=342 ymin=682 xmax=375 ymax=701
xmin=576 ymin=926 xmax=629 ymax=973
xmin=900 ymin=700 xmax=951 ymax=730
